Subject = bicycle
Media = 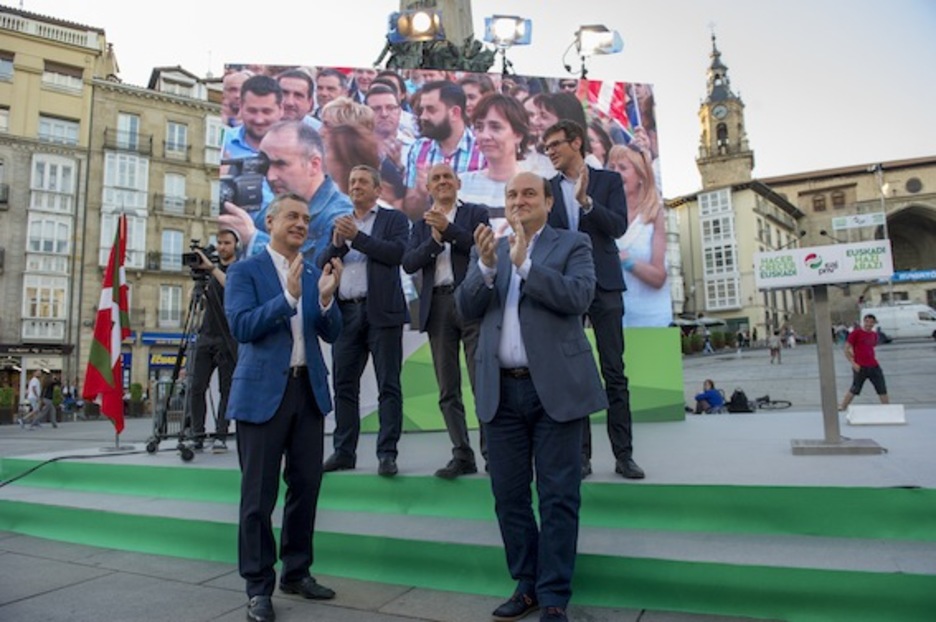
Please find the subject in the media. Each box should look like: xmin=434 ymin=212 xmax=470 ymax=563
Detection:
xmin=752 ymin=394 xmax=792 ymax=410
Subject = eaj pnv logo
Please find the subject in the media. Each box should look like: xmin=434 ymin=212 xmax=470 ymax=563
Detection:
xmin=804 ymin=253 xmax=823 ymax=269
xmin=804 ymin=253 xmax=839 ymax=275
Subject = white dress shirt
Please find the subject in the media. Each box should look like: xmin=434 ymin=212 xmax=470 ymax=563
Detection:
xmin=479 ymin=227 xmax=543 ymax=369
xmin=266 ymin=245 xmax=306 ymax=367
xmin=433 ymin=204 xmax=458 ymax=287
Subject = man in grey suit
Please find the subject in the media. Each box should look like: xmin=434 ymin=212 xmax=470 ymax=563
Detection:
xmin=456 ymin=172 xmax=607 ymax=622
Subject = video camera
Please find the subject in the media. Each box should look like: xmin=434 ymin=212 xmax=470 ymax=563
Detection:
xmin=219 ymin=153 xmax=269 ymax=214
xmin=182 ymin=239 xmax=219 ymax=279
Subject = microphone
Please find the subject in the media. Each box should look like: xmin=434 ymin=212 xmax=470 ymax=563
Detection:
xmin=776 ymin=230 xmax=807 ymax=250
xmin=819 ymin=229 xmax=846 ymax=244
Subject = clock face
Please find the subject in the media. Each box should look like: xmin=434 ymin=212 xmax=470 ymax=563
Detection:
xmin=712 ymin=105 xmax=728 ymax=120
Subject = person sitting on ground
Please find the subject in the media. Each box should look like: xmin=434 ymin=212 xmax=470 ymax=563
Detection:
xmin=693 ymin=379 xmax=725 ymax=414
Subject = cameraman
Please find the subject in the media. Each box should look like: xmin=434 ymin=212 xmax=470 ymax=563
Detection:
xmin=188 ymin=229 xmax=239 ymax=452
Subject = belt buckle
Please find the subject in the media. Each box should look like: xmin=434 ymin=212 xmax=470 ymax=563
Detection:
xmin=291 ymin=366 xmax=304 ymax=378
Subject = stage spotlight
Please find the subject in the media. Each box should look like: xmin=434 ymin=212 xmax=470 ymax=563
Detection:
xmin=387 ymin=9 xmax=445 ymax=44
xmin=575 ymin=25 xmax=624 ymax=57
xmin=483 ymin=15 xmax=532 ymax=75
xmin=483 ymin=15 xmax=532 ymax=48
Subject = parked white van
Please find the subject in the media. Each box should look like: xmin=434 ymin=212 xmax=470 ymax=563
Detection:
xmin=861 ymin=303 xmax=936 ymax=340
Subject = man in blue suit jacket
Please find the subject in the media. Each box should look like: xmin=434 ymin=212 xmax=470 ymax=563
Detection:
xmin=456 ymin=172 xmax=607 ymax=622
xmin=402 ymin=163 xmax=490 ymax=478
xmin=544 ymin=119 xmax=645 ymax=480
xmin=317 ymin=165 xmax=409 ymax=477
xmin=225 ymin=193 xmax=343 ymax=622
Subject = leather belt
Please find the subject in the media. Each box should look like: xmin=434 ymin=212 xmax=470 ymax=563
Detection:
xmin=289 ymin=365 xmax=308 ymax=378
xmin=339 ymin=297 xmax=366 ymax=304
xmin=501 ymin=367 xmax=531 ymax=379
xmin=432 ymin=284 xmax=455 ymax=295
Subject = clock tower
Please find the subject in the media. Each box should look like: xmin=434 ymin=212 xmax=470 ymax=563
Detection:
xmin=696 ymin=34 xmax=754 ymax=188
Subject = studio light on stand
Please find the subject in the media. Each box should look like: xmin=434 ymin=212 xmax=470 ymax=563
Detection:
xmin=483 ymin=15 xmax=532 ymax=76
xmin=563 ymin=24 xmax=623 ymax=79
xmin=387 ymin=8 xmax=445 ymax=44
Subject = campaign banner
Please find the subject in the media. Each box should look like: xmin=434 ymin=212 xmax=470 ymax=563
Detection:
xmin=754 ymin=240 xmax=894 ymax=290
xmin=831 ymin=212 xmax=886 ymax=231
xmin=220 ymin=64 xmax=672 ymax=327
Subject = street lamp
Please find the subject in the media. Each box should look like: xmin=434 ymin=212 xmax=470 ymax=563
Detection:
xmin=819 ymin=229 xmax=846 ymax=244
xmin=483 ymin=15 xmax=532 ymax=75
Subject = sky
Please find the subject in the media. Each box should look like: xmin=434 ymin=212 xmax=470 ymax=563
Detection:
xmin=18 ymin=0 xmax=936 ymax=198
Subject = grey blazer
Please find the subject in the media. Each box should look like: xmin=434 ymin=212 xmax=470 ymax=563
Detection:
xmin=455 ymin=225 xmax=608 ymax=423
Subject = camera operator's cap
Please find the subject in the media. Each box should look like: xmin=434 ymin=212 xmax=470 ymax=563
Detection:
xmin=41 ymin=368 xmax=51 ymax=374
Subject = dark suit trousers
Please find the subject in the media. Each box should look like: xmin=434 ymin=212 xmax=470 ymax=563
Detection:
xmin=485 ymin=375 xmax=583 ymax=609
xmin=332 ymin=301 xmax=403 ymax=460
xmin=236 ymin=373 xmax=324 ymax=597
xmin=426 ymin=290 xmax=480 ymax=462
xmin=188 ymin=337 xmax=235 ymax=438
xmin=582 ymin=288 xmax=633 ymax=461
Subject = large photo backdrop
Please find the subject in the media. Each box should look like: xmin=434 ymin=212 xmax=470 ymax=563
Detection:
xmin=219 ymin=64 xmax=683 ymax=424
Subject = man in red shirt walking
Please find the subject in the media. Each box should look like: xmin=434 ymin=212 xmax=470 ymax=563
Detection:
xmin=839 ymin=314 xmax=890 ymax=411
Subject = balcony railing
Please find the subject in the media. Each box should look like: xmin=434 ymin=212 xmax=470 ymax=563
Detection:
xmin=163 ymin=143 xmax=191 ymax=162
xmin=153 ymin=194 xmax=198 ymax=216
xmin=103 ymin=128 xmax=153 ymax=155
xmin=146 ymin=251 xmax=184 ymax=273
xmin=753 ymin=198 xmax=796 ymax=229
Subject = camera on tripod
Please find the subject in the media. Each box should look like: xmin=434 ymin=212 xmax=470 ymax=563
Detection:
xmin=182 ymin=239 xmax=219 ymax=278
xmin=219 ymin=153 xmax=269 ymax=214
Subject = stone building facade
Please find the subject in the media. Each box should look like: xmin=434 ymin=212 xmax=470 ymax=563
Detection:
xmin=670 ymin=35 xmax=936 ymax=338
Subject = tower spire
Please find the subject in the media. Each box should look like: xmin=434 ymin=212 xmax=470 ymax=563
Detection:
xmin=706 ymin=32 xmax=734 ymax=103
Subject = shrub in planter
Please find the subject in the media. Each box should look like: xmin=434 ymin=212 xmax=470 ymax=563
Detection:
xmin=0 ymin=387 xmax=15 ymax=425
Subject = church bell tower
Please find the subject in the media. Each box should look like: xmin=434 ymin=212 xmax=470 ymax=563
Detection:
xmin=696 ymin=34 xmax=755 ymax=188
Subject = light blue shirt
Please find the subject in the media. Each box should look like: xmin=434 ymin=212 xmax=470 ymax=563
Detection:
xmin=338 ymin=206 xmax=378 ymax=300
xmin=559 ymin=173 xmax=580 ymax=231
xmin=249 ymin=175 xmax=353 ymax=262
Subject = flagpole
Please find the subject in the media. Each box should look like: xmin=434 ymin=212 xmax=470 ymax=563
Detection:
xmin=86 ymin=212 xmax=135 ymax=452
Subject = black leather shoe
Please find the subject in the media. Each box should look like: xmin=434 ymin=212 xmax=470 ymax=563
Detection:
xmin=581 ymin=458 xmax=592 ymax=479
xmin=378 ymin=456 xmax=398 ymax=477
xmin=615 ymin=457 xmax=646 ymax=479
xmin=279 ymin=576 xmax=335 ymax=600
xmin=323 ymin=453 xmax=355 ymax=472
xmin=435 ymin=458 xmax=478 ymax=479
xmin=540 ymin=606 xmax=568 ymax=621
xmin=246 ymin=595 xmax=275 ymax=622
xmin=492 ymin=592 xmax=538 ymax=621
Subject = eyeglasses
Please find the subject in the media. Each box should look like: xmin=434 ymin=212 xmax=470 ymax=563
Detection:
xmin=543 ymin=139 xmax=570 ymax=153
xmin=369 ymin=104 xmax=400 ymax=115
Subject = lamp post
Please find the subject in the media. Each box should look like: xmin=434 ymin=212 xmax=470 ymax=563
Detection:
xmin=872 ymin=163 xmax=895 ymax=303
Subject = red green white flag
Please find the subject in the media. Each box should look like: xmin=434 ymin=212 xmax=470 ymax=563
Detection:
xmin=82 ymin=214 xmax=131 ymax=433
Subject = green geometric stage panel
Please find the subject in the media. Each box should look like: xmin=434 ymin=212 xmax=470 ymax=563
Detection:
xmin=362 ymin=327 xmax=684 ymax=433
